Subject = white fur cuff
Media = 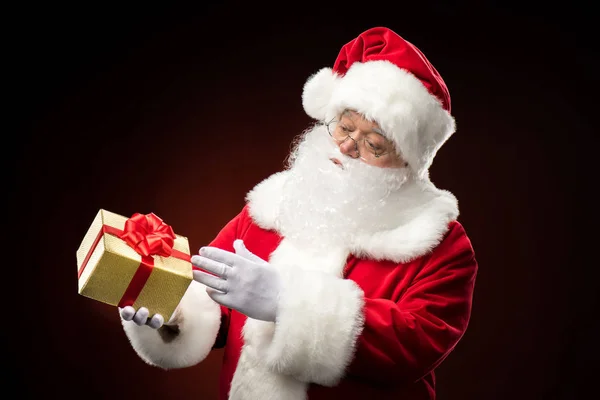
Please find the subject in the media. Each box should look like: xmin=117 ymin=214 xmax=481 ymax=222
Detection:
xmin=122 ymin=281 xmax=222 ymax=369
xmin=263 ymin=270 xmax=365 ymax=385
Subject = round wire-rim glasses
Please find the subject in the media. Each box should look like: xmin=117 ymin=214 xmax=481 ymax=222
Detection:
xmin=324 ymin=118 xmax=394 ymax=162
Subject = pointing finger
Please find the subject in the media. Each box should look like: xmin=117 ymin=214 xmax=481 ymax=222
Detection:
xmin=193 ymin=270 xmax=229 ymax=293
xmin=191 ymin=255 xmax=230 ymax=279
xmin=199 ymin=246 xmax=240 ymax=267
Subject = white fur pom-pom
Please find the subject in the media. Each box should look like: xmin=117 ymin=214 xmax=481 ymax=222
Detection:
xmin=301 ymin=67 xmax=339 ymax=121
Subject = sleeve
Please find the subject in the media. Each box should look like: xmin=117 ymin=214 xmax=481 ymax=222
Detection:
xmin=121 ymin=206 xmax=251 ymax=368
xmin=251 ymin=266 xmax=366 ymax=386
xmin=246 ymin=223 xmax=476 ymax=386
xmin=347 ymin=222 xmax=478 ymax=384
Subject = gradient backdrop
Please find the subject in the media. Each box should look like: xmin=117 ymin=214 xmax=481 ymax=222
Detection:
xmin=9 ymin=3 xmax=596 ymax=399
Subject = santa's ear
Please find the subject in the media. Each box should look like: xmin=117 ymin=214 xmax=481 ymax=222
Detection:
xmin=302 ymin=67 xmax=340 ymax=121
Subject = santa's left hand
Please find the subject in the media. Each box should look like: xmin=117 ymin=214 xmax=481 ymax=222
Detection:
xmin=191 ymin=239 xmax=281 ymax=322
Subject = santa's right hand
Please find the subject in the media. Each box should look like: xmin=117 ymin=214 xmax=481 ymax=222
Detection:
xmin=119 ymin=306 xmax=165 ymax=329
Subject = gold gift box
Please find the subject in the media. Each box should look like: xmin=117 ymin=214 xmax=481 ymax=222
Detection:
xmin=76 ymin=209 xmax=193 ymax=321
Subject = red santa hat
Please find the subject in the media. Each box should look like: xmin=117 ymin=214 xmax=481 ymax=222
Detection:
xmin=302 ymin=26 xmax=455 ymax=178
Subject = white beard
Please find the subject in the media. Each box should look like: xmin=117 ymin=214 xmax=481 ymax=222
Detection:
xmin=278 ymin=124 xmax=413 ymax=249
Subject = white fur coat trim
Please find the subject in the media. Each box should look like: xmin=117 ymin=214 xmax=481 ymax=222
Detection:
xmin=246 ymin=170 xmax=459 ymax=264
xmin=229 ymin=239 xmax=365 ymax=400
xmin=121 ymin=281 xmax=221 ymax=369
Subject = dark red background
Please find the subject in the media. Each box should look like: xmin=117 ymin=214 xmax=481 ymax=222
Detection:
xmin=8 ymin=3 xmax=596 ymax=399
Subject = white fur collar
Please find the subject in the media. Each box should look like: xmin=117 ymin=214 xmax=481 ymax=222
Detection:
xmin=246 ymin=170 xmax=459 ymax=263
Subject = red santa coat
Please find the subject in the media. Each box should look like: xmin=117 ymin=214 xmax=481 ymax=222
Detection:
xmin=122 ymin=172 xmax=478 ymax=400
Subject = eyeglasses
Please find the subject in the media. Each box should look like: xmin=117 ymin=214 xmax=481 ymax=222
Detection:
xmin=325 ymin=118 xmax=395 ymax=162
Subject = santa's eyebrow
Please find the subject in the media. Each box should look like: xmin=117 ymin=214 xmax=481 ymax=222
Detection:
xmin=340 ymin=109 xmax=387 ymax=137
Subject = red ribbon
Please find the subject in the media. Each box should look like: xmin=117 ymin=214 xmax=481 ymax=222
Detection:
xmin=78 ymin=212 xmax=191 ymax=308
xmin=120 ymin=213 xmax=176 ymax=257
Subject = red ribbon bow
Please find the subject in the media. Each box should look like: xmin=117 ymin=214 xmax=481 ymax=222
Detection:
xmin=119 ymin=212 xmax=176 ymax=257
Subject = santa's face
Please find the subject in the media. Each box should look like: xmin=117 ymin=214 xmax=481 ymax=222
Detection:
xmin=278 ymin=122 xmax=413 ymax=248
xmin=328 ymin=109 xmax=407 ymax=169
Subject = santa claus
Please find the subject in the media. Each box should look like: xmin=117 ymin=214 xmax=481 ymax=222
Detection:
xmin=119 ymin=26 xmax=478 ymax=400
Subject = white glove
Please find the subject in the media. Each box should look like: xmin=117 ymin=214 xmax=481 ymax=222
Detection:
xmin=119 ymin=305 xmax=181 ymax=329
xmin=119 ymin=306 xmax=165 ymax=329
xmin=191 ymin=239 xmax=281 ymax=322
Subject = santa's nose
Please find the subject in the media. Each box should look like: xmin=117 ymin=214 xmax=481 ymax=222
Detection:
xmin=338 ymin=138 xmax=358 ymax=157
